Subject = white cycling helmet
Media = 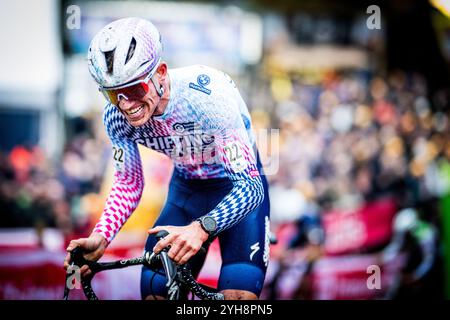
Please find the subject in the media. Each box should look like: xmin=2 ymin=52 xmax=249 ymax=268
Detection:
xmin=393 ymin=208 xmax=419 ymax=233
xmin=87 ymin=17 xmax=163 ymax=88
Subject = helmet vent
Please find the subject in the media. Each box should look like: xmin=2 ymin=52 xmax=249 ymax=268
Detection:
xmin=125 ymin=37 xmax=137 ymax=65
xmin=104 ymin=49 xmax=115 ymax=74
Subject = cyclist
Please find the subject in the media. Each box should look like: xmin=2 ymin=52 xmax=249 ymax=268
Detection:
xmin=63 ymin=17 xmax=270 ymax=300
xmin=267 ymin=208 xmax=324 ymax=299
xmin=286 ymin=208 xmax=324 ymax=251
xmin=381 ymin=208 xmax=438 ymax=299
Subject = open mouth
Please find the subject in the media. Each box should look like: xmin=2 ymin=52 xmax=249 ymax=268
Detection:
xmin=127 ymin=104 xmax=145 ymax=116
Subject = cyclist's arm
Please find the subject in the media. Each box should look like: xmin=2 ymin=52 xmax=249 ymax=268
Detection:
xmin=411 ymin=223 xmax=437 ymax=281
xmin=206 ymin=130 xmax=264 ymax=234
xmin=380 ymin=231 xmax=406 ymax=262
xmin=93 ymin=108 xmax=144 ymax=244
xmin=198 ymin=72 xmax=264 ymax=234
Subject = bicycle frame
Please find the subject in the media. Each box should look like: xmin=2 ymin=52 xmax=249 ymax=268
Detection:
xmin=63 ymin=230 xmax=224 ymax=300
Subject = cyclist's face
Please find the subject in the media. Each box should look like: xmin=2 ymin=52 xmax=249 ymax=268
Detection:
xmin=117 ymin=78 xmax=160 ymax=127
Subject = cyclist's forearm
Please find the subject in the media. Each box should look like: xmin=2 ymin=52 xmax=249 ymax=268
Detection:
xmin=93 ymin=174 xmax=144 ymax=243
xmin=412 ymin=255 xmax=434 ymax=280
xmin=412 ymin=242 xmax=436 ymax=280
xmin=89 ymin=231 xmax=109 ymax=247
xmin=206 ymin=176 xmax=264 ymax=234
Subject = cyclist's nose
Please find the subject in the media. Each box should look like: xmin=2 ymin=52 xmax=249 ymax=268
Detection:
xmin=118 ymin=97 xmax=135 ymax=110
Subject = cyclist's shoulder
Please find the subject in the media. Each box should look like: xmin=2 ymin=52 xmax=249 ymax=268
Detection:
xmin=102 ymin=103 xmax=132 ymax=139
xmin=170 ymin=64 xmax=234 ymax=91
xmin=170 ymin=64 xmax=222 ymax=77
xmin=412 ymin=220 xmax=437 ymax=240
xmin=169 ymin=65 xmax=238 ymax=113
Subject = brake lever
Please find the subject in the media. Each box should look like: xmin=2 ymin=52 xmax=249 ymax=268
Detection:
xmin=155 ymin=230 xmax=178 ymax=287
xmin=70 ymin=247 xmax=86 ymax=264
xmin=159 ymin=250 xmax=178 ymax=287
xmin=64 ymin=247 xmax=96 ymax=300
xmin=154 ymin=230 xmax=209 ymax=288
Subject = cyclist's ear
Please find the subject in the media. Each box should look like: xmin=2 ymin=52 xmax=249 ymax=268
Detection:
xmin=156 ymin=62 xmax=168 ymax=80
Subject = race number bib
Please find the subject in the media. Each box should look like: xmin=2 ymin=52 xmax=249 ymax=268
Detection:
xmin=112 ymin=146 xmax=125 ymax=172
xmin=224 ymin=141 xmax=247 ymax=173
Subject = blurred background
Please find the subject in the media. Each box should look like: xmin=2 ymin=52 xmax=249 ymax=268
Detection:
xmin=1 ymin=0 xmax=450 ymax=300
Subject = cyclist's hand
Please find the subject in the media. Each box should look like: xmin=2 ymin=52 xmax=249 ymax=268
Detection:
xmin=63 ymin=233 xmax=108 ymax=278
xmin=149 ymin=222 xmax=209 ymax=265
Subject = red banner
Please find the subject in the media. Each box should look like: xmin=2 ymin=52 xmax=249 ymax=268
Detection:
xmin=310 ymin=253 xmax=406 ymax=300
xmin=0 ymin=248 xmax=143 ymax=300
xmin=0 ymin=228 xmax=222 ymax=300
xmin=323 ymin=198 xmax=397 ymax=255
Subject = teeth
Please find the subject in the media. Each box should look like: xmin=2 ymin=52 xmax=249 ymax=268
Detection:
xmin=127 ymin=105 xmax=144 ymax=115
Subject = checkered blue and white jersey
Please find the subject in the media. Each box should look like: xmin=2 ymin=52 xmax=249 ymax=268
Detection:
xmin=94 ymin=65 xmax=265 ymax=243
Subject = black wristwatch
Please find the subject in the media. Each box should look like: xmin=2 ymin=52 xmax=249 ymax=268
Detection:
xmin=196 ymin=216 xmax=217 ymax=235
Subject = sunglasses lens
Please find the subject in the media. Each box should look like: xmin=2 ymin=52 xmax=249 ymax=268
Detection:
xmin=101 ymin=89 xmax=119 ymax=105
xmin=120 ymin=83 xmax=148 ymax=101
xmin=101 ymin=82 xmax=149 ymax=105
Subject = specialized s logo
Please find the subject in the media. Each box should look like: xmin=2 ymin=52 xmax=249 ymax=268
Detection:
xmin=189 ymin=74 xmax=211 ymax=95
xmin=250 ymin=242 xmax=260 ymax=261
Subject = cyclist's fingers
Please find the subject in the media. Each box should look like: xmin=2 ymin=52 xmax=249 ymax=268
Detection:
xmin=150 ymin=224 xmax=174 ymax=232
xmin=153 ymin=235 xmax=174 ymax=254
xmin=178 ymin=250 xmax=195 ymax=265
xmin=75 ymin=238 xmax=93 ymax=250
xmin=80 ymin=265 xmax=91 ymax=277
xmin=80 ymin=265 xmax=89 ymax=273
xmin=66 ymin=241 xmax=78 ymax=252
xmin=80 ymin=264 xmax=89 ymax=273
xmin=63 ymin=252 xmax=72 ymax=269
xmin=153 ymin=240 xmax=169 ymax=254
xmin=167 ymin=239 xmax=186 ymax=261
xmin=84 ymin=248 xmax=102 ymax=261
xmin=173 ymin=245 xmax=190 ymax=264
xmin=66 ymin=238 xmax=89 ymax=252
xmin=80 ymin=270 xmax=92 ymax=279
xmin=148 ymin=225 xmax=173 ymax=235
xmin=147 ymin=226 xmax=162 ymax=235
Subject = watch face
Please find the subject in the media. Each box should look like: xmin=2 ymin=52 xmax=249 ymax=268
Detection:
xmin=202 ymin=216 xmax=217 ymax=232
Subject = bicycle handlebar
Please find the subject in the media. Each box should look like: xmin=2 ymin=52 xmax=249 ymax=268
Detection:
xmin=63 ymin=230 xmax=223 ymax=300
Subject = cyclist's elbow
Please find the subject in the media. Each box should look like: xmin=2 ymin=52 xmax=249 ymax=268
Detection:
xmin=250 ymin=177 xmax=265 ymax=207
xmin=113 ymin=175 xmax=145 ymax=203
xmin=232 ymin=176 xmax=264 ymax=209
xmin=136 ymin=178 xmax=145 ymax=192
xmin=115 ymin=173 xmax=145 ymax=189
xmin=134 ymin=179 xmax=145 ymax=201
xmin=256 ymin=189 xmax=264 ymax=208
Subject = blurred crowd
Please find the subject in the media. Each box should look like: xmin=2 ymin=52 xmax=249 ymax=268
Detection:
xmin=259 ymin=70 xmax=450 ymax=225
xmin=253 ymin=69 xmax=449 ymax=299
xmin=0 ymin=132 xmax=108 ymax=240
